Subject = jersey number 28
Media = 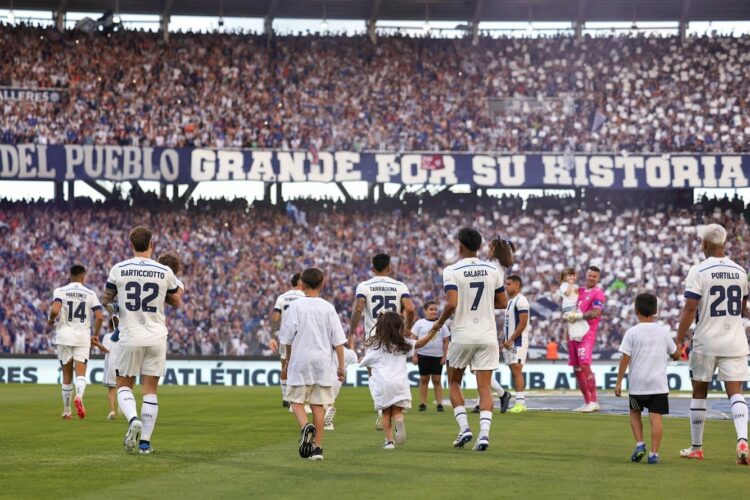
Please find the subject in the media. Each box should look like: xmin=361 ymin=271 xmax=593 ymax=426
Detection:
xmin=709 ymin=285 xmax=742 ymax=317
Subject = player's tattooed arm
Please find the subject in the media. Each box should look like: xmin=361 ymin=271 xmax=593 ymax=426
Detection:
xmin=582 ymin=308 xmax=601 ymax=320
xmin=431 ymin=290 xmax=457 ymax=335
xmin=348 ymin=298 xmax=365 ymax=349
xmin=675 ymin=297 xmax=699 ymax=347
xmin=165 ymin=291 xmax=182 ymax=308
xmin=270 ymin=311 xmax=282 ymax=333
xmin=401 ymin=297 xmax=416 ymax=331
xmin=268 ymin=311 xmax=282 ymax=352
xmin=494 ymin=290 xmax=509 ymax=309
xmin=46 ymin=300 xmax=62 ymax=331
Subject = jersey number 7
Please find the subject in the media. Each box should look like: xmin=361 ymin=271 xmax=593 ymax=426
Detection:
xmin=469 ymin=282 xmax=484 ymax=311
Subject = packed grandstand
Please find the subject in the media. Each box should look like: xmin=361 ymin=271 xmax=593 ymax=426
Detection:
xmin=2 ymin=23 xmax=750 ymax=359
xmin=1 ymin=25 xmax=750 ymax=153
xmin=2 ymin=189 xmax=749 ymax=358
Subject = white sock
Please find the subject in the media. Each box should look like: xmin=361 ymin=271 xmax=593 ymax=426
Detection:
xmin=690 ymin=398 xmax=707 ymax=450
xmin=141 ymin=394 xmax=159 ymax=442
xmin=479 ymin=410 xmax=493 ymax=437
xmin=730 ymin=394 xmax=748 ymax=443
xmin=649 ymin=451 xmax=658 ymax=457
xmin=117 ymin=387 xmax=138 ymax=422
xmin=636 ymin=441 xmax=645 ymax=447
xmin=74 ymin=376 xmax=86 ymax=399
xmin=516 ymin=392 xmax=525 ymax=404
xmin=62 ymin=384 xmax=73 ymax=410
xmin=281 ymin=380 xmax=287 ymax=399
xmin=453 ymin=405 xmax=469 ymax=431
xmin=490 ymin=378 xmax=505 ymax=398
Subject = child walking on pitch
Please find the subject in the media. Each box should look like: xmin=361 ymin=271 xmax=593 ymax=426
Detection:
xmin=101 ymin=305 xmax=121 ymax=419
xmin=615 ymin=293 xmax=680 ymax=464
xmin=279 ymin=268 xmax=347 ymax=461
xmin=360 ymin=311 xmax=441 ymax=449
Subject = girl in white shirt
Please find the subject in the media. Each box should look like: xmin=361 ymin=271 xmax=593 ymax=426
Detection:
xmin=360 ymin=312 xmax=440 ymax=449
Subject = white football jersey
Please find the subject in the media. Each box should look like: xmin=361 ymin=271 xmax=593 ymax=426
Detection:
xmin=355 ymin=276 xmax=411 ymax=337
xmin=105 ymin=257 xmax=179 ymax=347
xmin=504 ymin=293 xmax=530 ymax=349
xmin=274 ymin=289 xmax=305 ymax=313
xmin=684 ymin=256 xmax=749 ymax=356
xmin=442 ymin=258 xmax=504 ymax=344
xmin=52 ymin=282 xmax=102 ymax=347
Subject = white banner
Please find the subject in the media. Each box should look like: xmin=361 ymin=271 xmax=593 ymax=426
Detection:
xmin=2 ymin=358 xmax=748 ymax=391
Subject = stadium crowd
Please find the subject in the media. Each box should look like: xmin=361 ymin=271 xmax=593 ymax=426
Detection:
xmin=1 ymin=24 xmax=749 ymax=153
xmin=2 ymin=190 xmax=749 ymax=359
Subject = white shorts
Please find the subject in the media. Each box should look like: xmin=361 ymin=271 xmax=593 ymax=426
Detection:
xmin=57 ymin=345 xmax=89 ymax=365
xmin=279 ymin=344 xmax=287 ymax=361
xmin=102 ymin=352 xmax=117 ymax=387
xmin=689 ymin=352 xmax=749 ymax=382
xmin=447 ymin=342 xmax=499 ymax=371
xmin=503 ymin=346 xmax=528 ymax=366
xmin=115 ymin=343 xmax=167 ymax=378
xmin=286 ymin=385 xmax=336 ymax=406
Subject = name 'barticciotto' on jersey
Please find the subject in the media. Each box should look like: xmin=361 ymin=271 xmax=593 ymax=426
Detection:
xmin=105 ymin=258 xmax=179 ymax=347
xmin=443 ymin=258 xmax=504 ymax=344
xmin=355 ymin=276 xmax=411 ymax=336
xmin=684 ymin=256 xmax=750 ymax=356
xmin=52 ymin=282 xmax=102 ymax=347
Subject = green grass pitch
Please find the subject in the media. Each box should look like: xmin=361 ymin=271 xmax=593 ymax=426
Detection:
xmin=2 ymin=385 xmax=747 ymax=499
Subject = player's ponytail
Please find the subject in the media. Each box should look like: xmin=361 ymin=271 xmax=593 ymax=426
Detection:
xmin=491 ymin=238 xmax=514 ymax=268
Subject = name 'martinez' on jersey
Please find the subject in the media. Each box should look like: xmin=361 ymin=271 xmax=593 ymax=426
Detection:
xmin=105 ymin=258 xmax=179 ymax=347
xmin=52 ymin=283 xmax=102 ymax=347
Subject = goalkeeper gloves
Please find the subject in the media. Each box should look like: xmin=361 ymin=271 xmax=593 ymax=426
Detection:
xmin=563 ymin=311 xmax=584 ymax=323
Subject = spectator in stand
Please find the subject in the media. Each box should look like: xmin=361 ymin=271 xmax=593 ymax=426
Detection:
xmin=1 ymin=25 xmax=749 ymax=153
xmin=1 ymin=188 xmax=749 ymax=359
xmin=546 ymin=337 xmax=559 ymax=362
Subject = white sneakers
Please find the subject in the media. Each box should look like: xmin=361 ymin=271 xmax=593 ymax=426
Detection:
xmin=323 ymin=407 xmax=336 ymax=431
xmin=581 ymin=402 xmax=601 ymax=413
xmin=394 ymin=420 xmax=406 ymax=445
xmin=573 ymin=402 xmax=601 ymax=413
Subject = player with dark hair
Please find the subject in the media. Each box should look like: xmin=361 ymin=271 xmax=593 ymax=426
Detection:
xmin=47 ymin=264 xmax=105 ymax=419
xmin=502 ymin=275 xmax=531 ymax=413
xmin=102 ymin=226 xmax=182 ymax=454
xmin=563 ymin=265 xmax=606 ymax=413
xmin=269 ymin=272 xmax=304 ymax=407
xmin=429 ymin=228 xmax=509 ymax=451
xmin=350 ymin=253 xmax=415 ymax=430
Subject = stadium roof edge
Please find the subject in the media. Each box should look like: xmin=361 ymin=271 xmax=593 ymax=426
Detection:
xmin=5 ymin=0 xmax=750 ymax=23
